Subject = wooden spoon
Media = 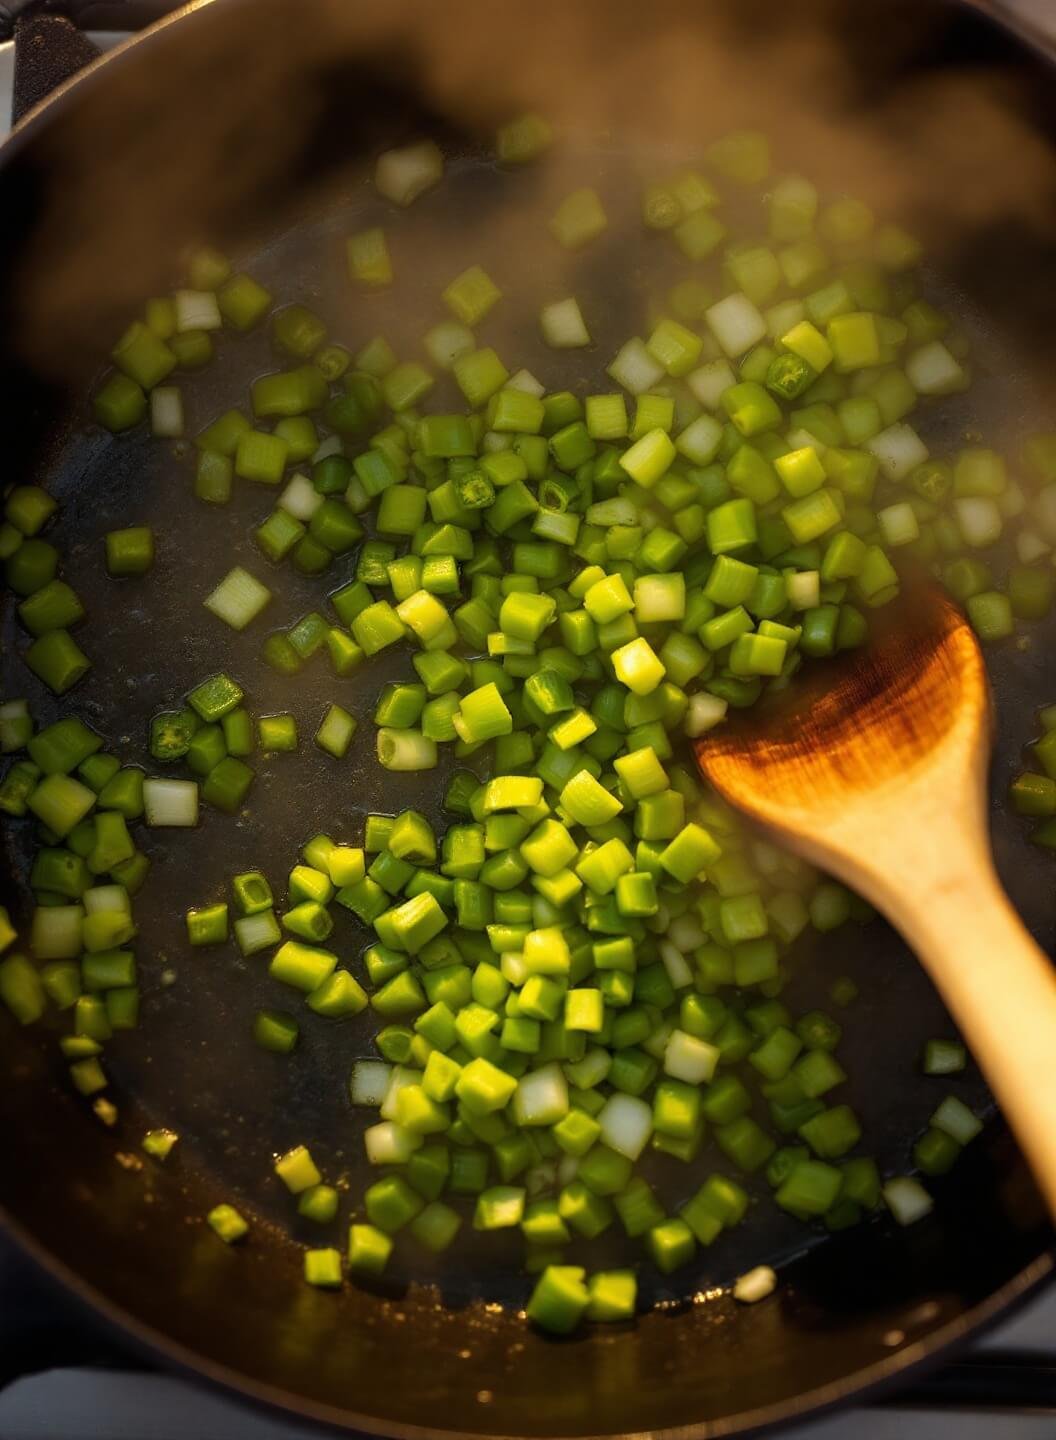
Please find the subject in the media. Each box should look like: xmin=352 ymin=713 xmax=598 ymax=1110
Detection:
xmin=696 ymin=586 xmax=1056 ymax=1214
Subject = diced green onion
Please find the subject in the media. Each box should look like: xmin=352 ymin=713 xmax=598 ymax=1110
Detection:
xmin=203 ymin=567 xmax=271 ymax=630
xmin=443 ymin=265 xmax=501 ymax=326
xmin=208 ymin=1204 xmax=248 ymax=1243
xmin=882 ymin=1176 xmax=933 ymax=1226
xmin=26 ymin=630 xmax=91 ymax=695
xmin=347 ymin=227 xmax=393 ymax=287
xmin=541 ymin=298 xmax=591 ymax=349
xmin=550 ymin=189 xmax=607 ymax=250
xmin=496 ymin=113 xmax=553 ymax=165
xmin=217 ymin=273 xmax=272 ymax=331
xmin=375 ymin=141 xmax=443 ymax=206
xmin=143 ymin=778 xmax=198 ymax=827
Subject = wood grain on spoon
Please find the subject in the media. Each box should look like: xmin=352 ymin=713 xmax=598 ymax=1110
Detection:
xmin=696 ymin=586 xmax=1056 ymax=1215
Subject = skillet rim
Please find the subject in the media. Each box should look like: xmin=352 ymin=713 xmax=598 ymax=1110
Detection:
xmin=0 ymin=1 xmax=1053 ymax=1435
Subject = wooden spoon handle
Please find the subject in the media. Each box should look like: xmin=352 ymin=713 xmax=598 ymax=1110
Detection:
xmin=872 ymin=849 xmax=1056 ymax=1216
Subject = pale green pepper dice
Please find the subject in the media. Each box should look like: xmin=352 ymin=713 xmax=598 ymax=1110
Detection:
xmin=660 ymin=824 xmax=722 ymax=883
xmin=142 ymin=1128 xmax=179 ymax=1161
xmin=365 ymin=1175 xmax=423 ymax=1233
xmin=587 ymin=1270 xmax=638 ymax=1322
xmin=827 ymin=312 xmax=881 ymax=372
xmin=646 ymin=1217 xmax=696 ymax=1273
xmin=208 ymin=1204 xmax=248 ymax=1243
xmin=410 ymin=1200 xmax=463 ymax=1252
xmin=348 ymin=1223 xmax=394 ymax=1273
xmin=526 ymin=1265 xmax=590 ymax=1334
xmin=722 ymin=382 xmax=782 ymax=437
xmin=274 ymin=1144 xmax=322 ymax=1194
xmin=619 ymin=429 xmax=677 ymax=488
xmin=303 ymin=1247 xmax=343 ymax=1288
xmin=254 ymin=1010 xmax=299 ymax=1053
xmin=186 ymin=903 xmax=229 ymax=946
xmin=456 ymin=1057 xmax=517 ymax=1114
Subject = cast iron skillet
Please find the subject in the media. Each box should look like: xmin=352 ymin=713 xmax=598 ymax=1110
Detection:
xmin=2 ymin=0 xmax=1056 ymax=1434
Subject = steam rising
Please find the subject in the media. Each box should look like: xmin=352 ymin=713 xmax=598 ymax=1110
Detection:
xmin=6 ymin=0 xmax=1056 ymax=407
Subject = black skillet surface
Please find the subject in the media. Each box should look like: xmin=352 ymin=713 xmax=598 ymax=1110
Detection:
xmin=0 ymin=0 xmax=1055 ymax=1435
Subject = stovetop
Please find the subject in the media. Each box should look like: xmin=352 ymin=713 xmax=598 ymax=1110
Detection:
xmin=2 ymin=6 xmax=1056 ymax=1438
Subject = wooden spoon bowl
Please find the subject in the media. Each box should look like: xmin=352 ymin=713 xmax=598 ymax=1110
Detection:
xmin=696 ymin=586 xmax=1056 ymax=1213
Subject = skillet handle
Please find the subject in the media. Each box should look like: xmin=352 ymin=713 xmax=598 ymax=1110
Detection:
xmin=1 ymin=0 xmax=176 ymax=37
xmin=8 ymin=10 xmax=99 ymax=121
xmin=3 ymin=1 xmax=183 ymax=126
xmin=891 ymin=1349 xmax=1056 ymax=1410
xmin=0 ymin=1243 xmax=143 ymax=1394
